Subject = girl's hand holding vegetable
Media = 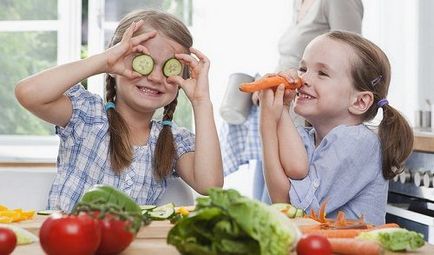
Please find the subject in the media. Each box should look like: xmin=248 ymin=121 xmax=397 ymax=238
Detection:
xmin=168 ymin=48 xmax=211 ymax=105
xmin=259 ymin=85 xmax=286 ymax=126
xmin=104 ymin=20 xmax=157 ymax=79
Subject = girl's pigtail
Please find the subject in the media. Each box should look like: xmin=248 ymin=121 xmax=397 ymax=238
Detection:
xmin=105 ymin=75 xmax=133 ymax=173
xmin=154 ymin=92 xmax=178 ymax=179
xmin=378 ymin=104 xmax=413 ymax=179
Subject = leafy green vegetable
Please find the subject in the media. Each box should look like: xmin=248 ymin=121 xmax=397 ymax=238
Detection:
xmin=167 ymin=188 xmax=300 ymax=255
xmin=357 ymin=228 xmax=425 ymax=251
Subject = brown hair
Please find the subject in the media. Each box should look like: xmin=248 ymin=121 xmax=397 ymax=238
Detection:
xmin=326 ymin=31 xmax=413 ymax=179
xmin=105 ymin=10 xmax=192 ymax=178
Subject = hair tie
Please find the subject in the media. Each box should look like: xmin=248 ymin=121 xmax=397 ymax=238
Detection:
xmin=371 ymin=75 xmax=383 ymax=87
xmin=162 ymin=120 xmax=172 ymax=127
xmin=377 ymin=98 xmax=389 ymax=108
xmin=105 ymin=102 xmax=116 ymax=111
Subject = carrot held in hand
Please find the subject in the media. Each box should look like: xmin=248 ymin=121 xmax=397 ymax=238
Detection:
xmin=239 ymin=75 xmax=302 ymax=93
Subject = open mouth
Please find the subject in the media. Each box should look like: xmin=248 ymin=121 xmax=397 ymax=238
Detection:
xmin=297 ymin=90 xmax=316 ymax=100
xmin=136 ymin=85 xmax=161 ymax=96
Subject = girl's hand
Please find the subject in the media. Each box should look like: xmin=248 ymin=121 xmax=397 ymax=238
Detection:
xmin=167 ymin=48 xmax=210 ymax=104
xmin=104 ymin=20 xmax=157 ymax=79
xmin=259 ymin=85 xmax=286 ymax=125
xmin=251 ymin=73 xmax=276 ymax=106
xmin=277 ymin=69 xmax=299 ymax=106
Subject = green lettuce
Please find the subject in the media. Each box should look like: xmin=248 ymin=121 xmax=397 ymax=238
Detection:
xmin=167 ymin=188 xmax=300 ymax=255
xmin=357 ymin=228 xmax=425 ymax=251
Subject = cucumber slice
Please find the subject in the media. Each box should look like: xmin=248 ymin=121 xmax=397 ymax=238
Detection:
xmin=162 ymin=58 xmax=182 ymax=77
xmin=37 ymin=210 xmax=61 ymax=216
xmin=132 ymin=54 xmax=154 ymax=75
xmin=295 ymin=208 xmax=305 ymax=218
xmin=287 ymin=206 xmax=297 ymax=218
xmin=149 ymin=203 xmax=175 ymax=220
xmin=140 ymin=205 xmax=157 ymax=211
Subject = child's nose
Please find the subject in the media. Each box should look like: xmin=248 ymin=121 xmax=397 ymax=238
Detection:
xmin=147 ymin=67 xmax=164 ymax=83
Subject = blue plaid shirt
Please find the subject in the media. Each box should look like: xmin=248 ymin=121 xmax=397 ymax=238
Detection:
xmin=220 ymin=106 xmax=388 ymax=225
xmin=48 ymin=85 xmax=195 ymax=212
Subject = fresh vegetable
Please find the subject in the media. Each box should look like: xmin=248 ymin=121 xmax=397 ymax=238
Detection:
xmin=328 ymin=238 xmax=383 ymax=255
xmin=296 ymin=234 xmax=332 ymax=255
xmin=95 ymin=213 xmax=135 ymax=255
xmin=271 ymin=203 xmax=304 ymax=218
xmin=239 ymin=75 xmax=302 ymax=93
xmin=300 ymin=223 xmax=399 ymax=238
xmin=78 ymin=184 xmax=142 ymax=215
xmin=162 ymin=57 xmax=183 ymax=77
xmin=37 ymin=210 xmax=61 ymax=216
xmin=0 ymin=224 xmax=38 ymax=245
xmin=167 ymin=188 xmax=300 ymax=255
xmin=0 ymin=205 xmax=35 ymax=223
xmin=357 ymin=227 xmax=425 ymax=251
xmin=132 ymin=54 xmax=154 ymax=75
xmin=39 ymin=213 xmax=101 ymax=255
xmin=140 ymin=205 xmax=157 ymax=210
xmin=148 ymin=203 xmax=175 ymax=220
xmin=0 ymin=227 xmax=17 ymax=255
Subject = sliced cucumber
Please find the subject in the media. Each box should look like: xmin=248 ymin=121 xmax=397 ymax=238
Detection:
xmin=295 ymin=208 xmax=305 ymax=218
xmin=140 ymin=205 xmax=157 ymax=211
xmin=37 ymin=210 xmax=61 ymax=216
xmin=132 ymin=54 xmax=154 ymax=75
xmin=287 ymin=206 xmax=297 ymax=218
xmin=162 ymin=58 xmax=182 ymax=77
xmin=149 ymin=203 xmax=175 ymax=220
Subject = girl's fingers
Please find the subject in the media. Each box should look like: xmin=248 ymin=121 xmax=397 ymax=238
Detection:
xmin=175 ymin=53 xmax=199 ymax=69
xmin=274 ymin=84 xmax=285 ymax=105
xmin=130 ymin=31 xmax=157 ymax=46
xmin=132 ymin=45 xmax=149 ymax=55
xmin=121 ymin=21 xmax=136 ymax=43
xmin=189 ymin=48 xmax=209 ymax=64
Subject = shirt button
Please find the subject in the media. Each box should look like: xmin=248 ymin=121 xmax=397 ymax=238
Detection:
xmin=313 ymin=180 xmax=320 ymax=188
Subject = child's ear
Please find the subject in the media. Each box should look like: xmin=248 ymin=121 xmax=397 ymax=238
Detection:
xmin=348 ymin=91 xmax=374 ymax=115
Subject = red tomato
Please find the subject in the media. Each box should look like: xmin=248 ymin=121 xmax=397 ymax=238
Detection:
xmin=39 ymin=212 xmax=101 ymax=255
xmin=0 ymin=227 xmax=17 ymax=255
xmin=296 ymin=234 xmax=332 ymax=255
xmin=96 ymin=213 xmax=135 ymax=255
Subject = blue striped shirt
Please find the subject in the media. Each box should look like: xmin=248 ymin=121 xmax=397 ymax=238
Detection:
xmin=220 ymin=106 xmax=388 ymax=225
xmin=48 ymin=85 xmax=195 ymax=212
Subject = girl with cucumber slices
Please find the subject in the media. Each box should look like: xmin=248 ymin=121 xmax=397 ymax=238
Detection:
xmin=15 ymin=10 xmax=223 ymax=212
xmin=258 ymin=31 xmax=413 ymax=226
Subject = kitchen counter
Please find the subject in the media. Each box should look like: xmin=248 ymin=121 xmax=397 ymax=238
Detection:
xmin=413 ymin=130 xmax=434 ymax=153
xmin=11 ymin=216 xmax=434 ymax=255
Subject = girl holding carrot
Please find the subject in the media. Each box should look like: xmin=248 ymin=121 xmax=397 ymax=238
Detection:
xmin=15 ymin=10 xmax=223 ymax=212
xmin=259 ymin=31 xmax=413 ymax=225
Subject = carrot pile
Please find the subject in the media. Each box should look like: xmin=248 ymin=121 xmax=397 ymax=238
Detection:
xmin=299 ymin=201 xmax=401 ymax=254
xmin=239 ymin=75 xmax=302 ymax=93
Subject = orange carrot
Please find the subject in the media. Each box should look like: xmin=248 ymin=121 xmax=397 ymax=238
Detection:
xmin=300 ymin=223 xmax=400 ymax=238
xmin=328 ymin=238 xmax=384 ymax=255
xmin=239 ymin=75 xmax=302 ymax=93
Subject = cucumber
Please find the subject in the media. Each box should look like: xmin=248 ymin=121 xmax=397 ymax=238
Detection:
xmin=37 ymin=210 xmax=61 ymax=215
xmin=287 ymin=206 xmax=297 ymax=218
xmin=295 ymin=208 xmax=305 ymax=218
xmin=132 ymin=54 xmax=154 ymax=75
xmin=140 ymin=205 xmax=157 ymax=211
xmin=149 ymin=203 xmax=175 ymax=220
xmin=162 ymin=58 xmax=182 ymax=77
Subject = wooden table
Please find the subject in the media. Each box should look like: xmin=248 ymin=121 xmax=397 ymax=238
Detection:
xmin=12 ymin=216 xmax=434 ymax=255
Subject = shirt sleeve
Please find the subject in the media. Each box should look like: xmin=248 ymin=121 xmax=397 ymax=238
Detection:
xmin=323 ymin=0 xmax=363 ymax=33
xmin=173 ymin=126 xmax=195 ymax=159
xmin=289 ymin=126 xmax=381 ymax=216
xmin=219 ymin=106 xmax=262 ymax=176
xmin=55 ymin=84 xmax=105 ymax=143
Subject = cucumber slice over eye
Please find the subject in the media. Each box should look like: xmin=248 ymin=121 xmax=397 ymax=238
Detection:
xmin=162 ymin=58 xmax=182 ymax=77
xmin=132 ymin=54 xmax=154 ymax=75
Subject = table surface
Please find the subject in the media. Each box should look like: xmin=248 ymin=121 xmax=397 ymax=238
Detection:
xmin=11 ymin=216 xmax=434 ymax=255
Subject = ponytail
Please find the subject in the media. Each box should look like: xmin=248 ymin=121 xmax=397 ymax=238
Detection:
xmin=154 ymin=92 xmax=178 ymax=179
xmin=378 ymin=105 xmax=413 ymax=179
xmin=105 ymin=75 xmax=133 ymax=173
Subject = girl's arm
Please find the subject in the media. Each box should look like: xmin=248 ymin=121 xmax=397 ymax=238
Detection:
xmin=259 ymin=86 xmax=291 ymax=203
xmin=15 ymin=20 xmax=156 ymax=127
xmin=172 ymin=48 xmax=223 ymax=194
xmin=277 ymin=71 xmax=308 ymax=179
xmin=277 ymin=105 xmax=308 ymax=179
